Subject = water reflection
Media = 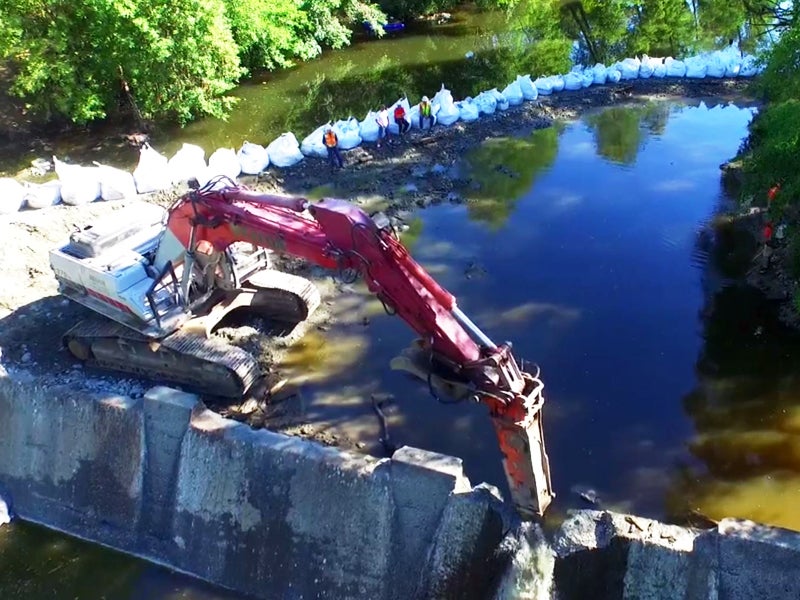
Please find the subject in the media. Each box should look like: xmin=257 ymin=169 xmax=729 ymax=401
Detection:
xmin=464 ymin=126 xmax=561 ymax=229
xmin=668 ymin=282 xmax=800 ymax=531
xmin=583 ymin=102 xmax=670 ymax=166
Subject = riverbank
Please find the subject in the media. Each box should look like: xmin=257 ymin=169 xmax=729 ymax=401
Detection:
xmin=0 ymin=76 xmax=761 ymax=453
xmin=254 ymin=78 xmax=757 ymax=213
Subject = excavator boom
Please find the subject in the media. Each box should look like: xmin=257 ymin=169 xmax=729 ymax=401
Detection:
xmin=155 ymin=181 xmax=555 ymax=518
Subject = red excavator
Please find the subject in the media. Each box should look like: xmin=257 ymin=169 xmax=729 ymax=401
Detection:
xmin=48 ymin=177 xmax=554 ymax=518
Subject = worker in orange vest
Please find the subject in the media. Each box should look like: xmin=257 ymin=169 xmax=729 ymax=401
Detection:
xmin=322 ymin=126 xmax=343 ymax=168
xmin=394 ymin=102 xmax=410 ymax=137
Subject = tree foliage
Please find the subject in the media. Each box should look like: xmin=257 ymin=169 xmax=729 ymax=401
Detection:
xmin=0 ymin=0 xmax=793 ymax=127
xmin=0 ymin=0 xmax=387 ymax=125
xmin=738 ymin=20 xmax=800 ymax=214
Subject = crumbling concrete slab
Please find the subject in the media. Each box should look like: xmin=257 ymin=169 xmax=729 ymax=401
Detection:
xmin=0 ymin=377 xmax=513 ymax=600
xmin=540 ymin=510 xmax=800 ymax=600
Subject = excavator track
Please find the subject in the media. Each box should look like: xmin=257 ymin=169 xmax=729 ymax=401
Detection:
xmin=64 ymin=317 xmax=260 ymax=398
xmin=63 ymin=270 xmax=322 ymax=398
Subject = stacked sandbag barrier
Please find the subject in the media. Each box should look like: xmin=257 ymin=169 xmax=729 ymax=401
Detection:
xmin=1 ymin=45 xmax=761 ymax=214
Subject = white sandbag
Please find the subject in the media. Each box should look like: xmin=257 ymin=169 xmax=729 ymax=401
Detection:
xmin=301 ymin=124 xmax=330 ymax=158
xmin=267 ymin=133 xmax=304 ymax=168
xmin=333 ymin=117 xmax=362 ymax=149
xmin=725 ymin=60 xmax=741 ymax=78
xmin=388 ymin=97 xmax=412 ymax=135
xmin=456 ymin=98 xmax=479 ymax=122
xmin=607 ymin=68 xmax=622 ymax=83
xmin=237 ymin=141 xmax=269 ymax=175
xmin=619 ymin=58 xmax=640 ymax=80
xmin=490 ymin=88 xmax=510 ymax=111
xmin=705 ymin=53 xmax=726 ymax=78
xmin=0 ymin=178 xmax=25 ymax=214
xmin=516 ymin=75 xmax=538 ymax=100
xmin=563 ymin=72 xmax=583 ymax=91
xmin=54 ymin=157 xmax=101 ymax=205
xmin=653 ymin=62 xmax=667 ymax=78
xmin=359 ymin=111 xmax=381 ymax=143
xmin=591 ymin=64 xmax=608 ymax=85
xmin=200 ymin=148 xmax=241 ymax=184
xmin=432 ymin=86 xmax=460 ymax=126
xmin=95 ymin=162 xmax=137 ymax=201
xmin=168 ymin=143 xmax=206 ymax=184
xmin=475 ymin=90 xmax=497 ymax=115
xmin=665 ymin=57 xmax=687 ymax=77
xmin=550 ymin=75 xmax=565 ymax=93
xmin=501 ymin=81 xmax=524 ymax=105
xmin=685 ymin=56 xmax=707 ymax=79
xmin=638 ymin=55 xmax=653 ymax=78
xmin=534 ymin=76 xmax=553 ymax=95
xmin=581 ymin=71 xmax=593 ymax=88
xmin=133 ymin=145 xmax=171 ymax=194
xmin=23 ymin=180 xmax=61 ymax=209
xmin=740 ymin=55 xmax=759 ymax=77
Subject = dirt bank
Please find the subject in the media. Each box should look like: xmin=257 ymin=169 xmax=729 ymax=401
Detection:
xmin=0 ymin=77 xmax=758 ymax=451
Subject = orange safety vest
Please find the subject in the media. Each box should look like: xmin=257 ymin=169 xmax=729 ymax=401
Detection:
xmin=394 ymin=105 xmax=405 ymax=120
xmin=324 ymin=130 xmax=337 ymax=148
xmin=768 ymin=184 xmax=780 ymax=203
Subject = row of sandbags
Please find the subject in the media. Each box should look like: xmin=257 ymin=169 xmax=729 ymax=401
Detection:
xmin=0 ymin=140 xmax=290 ymax=213
xmin=537 ymin=47 xmax=760 ymax=94
xmin=0 ymin=46 xmax=763 ymax=215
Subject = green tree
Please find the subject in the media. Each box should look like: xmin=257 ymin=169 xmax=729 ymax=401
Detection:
xmin=0 ymin=0 xmax=243 ymax=124
xmin=628 ymin=0 xmax=696 ymax=57
xmin=222 ymin=0 xmax=319 ymax=72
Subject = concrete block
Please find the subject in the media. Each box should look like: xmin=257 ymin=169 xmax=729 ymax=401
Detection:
xmin=140 ymin=386 xmax=200 ymax=549
xmin=381 ymin=445 xmax=473 ymax=599
xmin=0 ymin=377 xmax=144 ymax=543
xmin=422 ymin=483 xmax=510 ymax=600
xmin=715 ymin=518 xmax=800 ymax=600
xmin=552 ymin=511 xmax=628 ymax=600
xmin=171 ymin=407 xmax=396 ymax=600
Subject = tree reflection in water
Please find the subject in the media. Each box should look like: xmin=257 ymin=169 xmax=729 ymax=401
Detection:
xmin=669 ymin=280 xmax=800 ymax=531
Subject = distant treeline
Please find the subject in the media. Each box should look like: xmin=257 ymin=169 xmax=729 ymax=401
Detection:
xmin=0 ymin=0 xmax=791 ymax=126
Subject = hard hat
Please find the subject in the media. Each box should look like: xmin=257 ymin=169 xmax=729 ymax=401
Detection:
xmin=422 ymin=95 xmax=429 ymax=102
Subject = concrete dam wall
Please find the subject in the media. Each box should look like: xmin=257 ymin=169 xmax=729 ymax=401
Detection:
xmin=0 ymin=371 xmax=512 ymax=600
xmin=5 ymin=367 xmax=800 ymax=600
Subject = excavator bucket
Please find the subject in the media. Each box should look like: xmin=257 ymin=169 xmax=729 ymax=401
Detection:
xmin=391 ymin=341 xmax=555 ymax=519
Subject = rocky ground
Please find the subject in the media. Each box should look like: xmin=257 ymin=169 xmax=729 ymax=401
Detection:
xmin=0 ymin=76 xmax=759 ymax=450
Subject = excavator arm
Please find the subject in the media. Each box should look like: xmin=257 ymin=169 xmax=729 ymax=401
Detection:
xmin=156 ymin=181 xmax=554 ymax=518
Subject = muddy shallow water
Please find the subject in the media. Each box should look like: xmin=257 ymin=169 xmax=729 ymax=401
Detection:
xmin=8 ymin=97 xmax=800 ymax=598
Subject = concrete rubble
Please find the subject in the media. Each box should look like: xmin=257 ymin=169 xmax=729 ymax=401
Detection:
xmin=496 ymin=510 xmax=800 ymax=600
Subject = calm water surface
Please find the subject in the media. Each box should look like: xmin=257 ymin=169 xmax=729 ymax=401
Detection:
xmin=8 ymin=99 xmax=800 ymax=598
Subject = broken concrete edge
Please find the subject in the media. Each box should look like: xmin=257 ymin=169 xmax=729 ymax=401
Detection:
xmin=496 ymin=509 xmax=800 ymax=600
xmin=0 ymin=375 xmax=520 ymax=600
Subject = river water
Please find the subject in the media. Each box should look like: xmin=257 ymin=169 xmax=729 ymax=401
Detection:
xmin=5 ymin=96 xmax=795 ymax=599
xmin=4 ymin=4 xmax=797 ymax=598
